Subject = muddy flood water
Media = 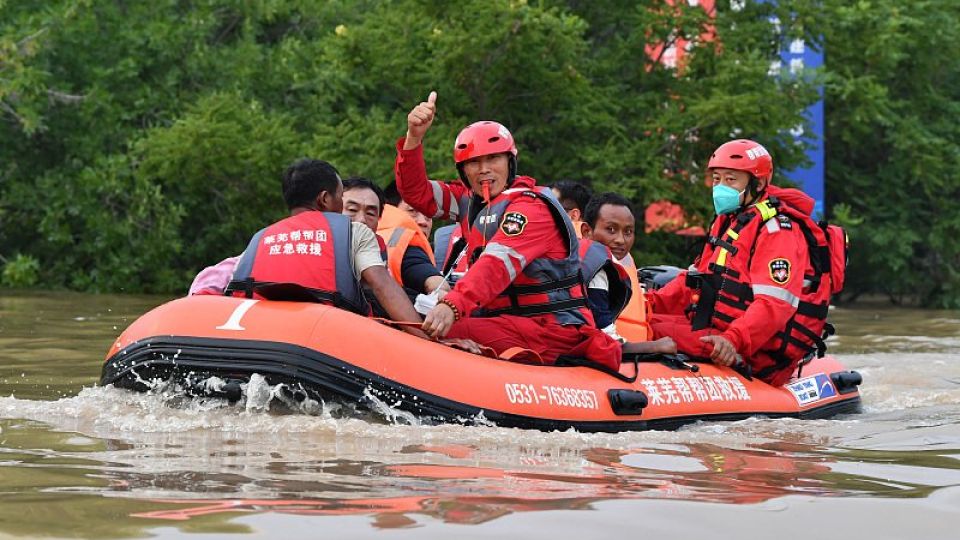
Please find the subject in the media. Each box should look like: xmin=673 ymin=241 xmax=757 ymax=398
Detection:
xmin=1 ymin=290 xmax=958 ymax=539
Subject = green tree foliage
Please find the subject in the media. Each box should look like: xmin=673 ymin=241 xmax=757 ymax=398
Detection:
xmin=556 ymin=0 xmax=821 ymax=266
xmin=1 ymin=253 xmax=39 ymax=287
xmin=0 ymin=0 xmax=955 ymax=306
xmin=822 ymin=0 xmax=960 ymax=307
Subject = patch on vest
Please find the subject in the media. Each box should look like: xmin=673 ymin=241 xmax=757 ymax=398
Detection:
xmin=500 ymin=212 xmax=528 ymax=236
xmin=777 ymin=215 xmax=793 ymax=229
xmin=769 ymin=258 xmax=791 ymax=284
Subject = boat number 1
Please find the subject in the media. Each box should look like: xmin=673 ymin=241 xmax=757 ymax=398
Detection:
xmin=216 ymin=299 xmax=259 ymax=331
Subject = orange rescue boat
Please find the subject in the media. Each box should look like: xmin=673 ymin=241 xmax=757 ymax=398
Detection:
xmin=101 ymin=295 xmax=862 ymax=432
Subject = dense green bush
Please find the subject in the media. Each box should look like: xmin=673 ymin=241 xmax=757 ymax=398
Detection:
xmin=1 ymin=254 xmax=40 ymax=288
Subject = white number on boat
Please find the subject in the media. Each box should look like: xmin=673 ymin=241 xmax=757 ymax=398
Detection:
xmin=216 ymin=299 xmax=259 ymax=331
xmin=504 ymin=383 xmax=598 ymax=410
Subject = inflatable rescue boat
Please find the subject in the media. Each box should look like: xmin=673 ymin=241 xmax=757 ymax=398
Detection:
xmin=101 ymin=295 xmax=862 ymax=432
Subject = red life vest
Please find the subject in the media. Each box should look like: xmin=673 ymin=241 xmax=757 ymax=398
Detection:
xmin=227 ymin=211 xmax=368 ymax=314
xmin=463 ymin=187 xmax=593 ymax=326
xmin=579 ymin=238 xmax=632 ymax=322
xmin=432 ymin=223 xmax=463 ymax=275
xmin=686 ymin=195 xmax=836 ymax=382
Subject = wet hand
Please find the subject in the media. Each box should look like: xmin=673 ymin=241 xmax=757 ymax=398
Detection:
xmin=699 ymin=335 xmax=737 ymax=367
xmin=406 ymin=91 xmax=437 ymax=142
xmin=422 ymin=300 xmax=455 ymax=338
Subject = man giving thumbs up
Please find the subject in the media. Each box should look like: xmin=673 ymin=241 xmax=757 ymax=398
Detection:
xmin=394 ymin=92 xmax=622 ymax=370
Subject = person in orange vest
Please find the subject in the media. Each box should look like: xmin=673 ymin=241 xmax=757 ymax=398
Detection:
xmin=579 ymin=192 xmax=675 ymax=354
xmin=342 ymin=177 xmax=447 ymax=301
xmin=397 ymin=91 xmax=621 ymax=369
xmin=386 ymin=181 xmax=434 ymax=238
xmin=647 ymin=139 xmax=835 ymax=385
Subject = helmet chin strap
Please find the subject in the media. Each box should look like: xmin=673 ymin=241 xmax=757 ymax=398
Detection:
xmin=744 ymin=176 xmax=764 ymax=206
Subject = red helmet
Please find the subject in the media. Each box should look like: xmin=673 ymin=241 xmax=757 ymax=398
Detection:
xmin=707 ymin=139 xmax=773 ymax=183
xmin=453 ymin=121 xmax=518 ymax=164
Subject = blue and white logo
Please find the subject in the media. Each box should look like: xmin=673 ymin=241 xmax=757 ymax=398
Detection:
xmin=788 ymin=374 xmax=837 ymax=405
xmin=815 ymin=373 xmax=837 ymax=399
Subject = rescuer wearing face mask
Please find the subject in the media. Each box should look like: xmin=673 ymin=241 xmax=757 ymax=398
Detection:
xmin=646 ymin=139 xmax=833 ymax=386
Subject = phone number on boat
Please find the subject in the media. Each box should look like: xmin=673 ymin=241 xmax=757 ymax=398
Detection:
xmin=504 ymin=383 xmax=599 ymax=410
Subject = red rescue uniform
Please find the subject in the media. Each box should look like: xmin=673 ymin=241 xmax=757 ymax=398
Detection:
xmin=395 ymin=139 xmax=621 ymax=369
xmin=648 ymin=186 xmax=823 ymax=386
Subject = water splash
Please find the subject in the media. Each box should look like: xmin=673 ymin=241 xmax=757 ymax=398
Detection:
xmin=362 ymin=386 xmax=421 ymax=426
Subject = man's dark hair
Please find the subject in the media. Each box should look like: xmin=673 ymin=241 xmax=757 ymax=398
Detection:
xmin=343 ymin=176 xmax=386 ymax=216
xmin=551 ymin=180 xmax=592 ymax=213
xmin=383 ymin=181 xmax=402 ymax=207
xmin=583 ymin=192 xmax=636 ymax=228
xmin=282 ymin=159 xmax=342 ymax=210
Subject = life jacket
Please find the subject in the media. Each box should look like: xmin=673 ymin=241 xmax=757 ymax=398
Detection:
xmin=376 ymin=204 xmax=436 ymax=285
xmin=615 ymin=266 xmax=652 ymax=342
xmin=579 ymin=238 xmax=632 ymax=323
xmin=573 ymin=217 xmax=650 ymax=341
xmin=685 ymin=189 xmax=845 ymax=381
xmin=465 ymin=187 xmax=592 ymax=326
xmin=432 ymin=223 xmax=463 ymax=274
xmin=226 ymin=211 xmax=369 ymax=314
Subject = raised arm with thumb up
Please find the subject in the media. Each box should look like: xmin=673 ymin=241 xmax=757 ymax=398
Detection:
xmin=404 ymin=91 xmax=437 ymax=150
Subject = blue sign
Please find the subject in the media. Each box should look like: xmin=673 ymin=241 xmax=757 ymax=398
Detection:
xmin=779 ymin=36 xmax=825 ymax=219
xmin=765 ymin=4 xmax=826 ymax=219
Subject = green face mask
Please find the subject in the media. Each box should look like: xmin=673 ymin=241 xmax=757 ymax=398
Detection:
xmin=712 ymin=184 xmax=745 ymax=215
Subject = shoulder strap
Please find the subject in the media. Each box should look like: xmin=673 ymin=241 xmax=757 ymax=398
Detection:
xmin=225 ymin=227 xmax=267 ymax=298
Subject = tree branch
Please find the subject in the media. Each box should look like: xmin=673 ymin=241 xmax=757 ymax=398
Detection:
xmin=47 ymin=89 xmax=86 ymax=104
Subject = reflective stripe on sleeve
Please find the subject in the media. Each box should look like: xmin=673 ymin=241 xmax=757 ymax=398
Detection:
xmin=752 ymin=284 xmax=800 ymax=307
xmin=448 ymin=190 xmax=461 ymax=220
xmin=430 ymin=181 xmax=446 ymax=218
xmin=482 ymin=242 xmax=528 ymax=281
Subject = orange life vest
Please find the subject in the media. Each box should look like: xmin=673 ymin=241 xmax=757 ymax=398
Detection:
xmin=615 ymin=266 xmax=652 ymax=342
xmin=376 ymin=204 xmax=436 ymax=285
